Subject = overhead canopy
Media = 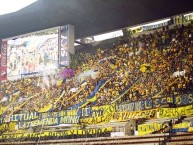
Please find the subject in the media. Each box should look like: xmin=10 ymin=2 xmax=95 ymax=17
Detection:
xmin=0 ymin=0 xmax=193 ymax=39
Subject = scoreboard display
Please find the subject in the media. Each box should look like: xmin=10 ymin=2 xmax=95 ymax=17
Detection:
xmin=0 ymin=25 xmax=74 ymax=80
xmin=7 ymin=32 xmax=59 ymax=76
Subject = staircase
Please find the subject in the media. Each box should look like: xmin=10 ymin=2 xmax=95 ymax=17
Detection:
xmin=167 ymin=132 xmax=193 ymax=145
xmin=0 ymin=134 xmax=167 ymax=145
xmin=2 ymin=132 xmax=193 ymax=145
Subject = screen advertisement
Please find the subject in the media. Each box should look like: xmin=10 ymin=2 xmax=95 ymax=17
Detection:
xmin=0 ymin=40 xmax=8 ymax=81
xmin=60 ymin=25 xmax=69 ymax=67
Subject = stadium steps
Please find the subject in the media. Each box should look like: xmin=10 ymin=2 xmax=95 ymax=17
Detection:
xmin=184 ymin=115 xmax=193 ymax=121
xmin=0 ymin=134 xmax=167 ymax=145
xmin=167 ymin=141 xmax=193 ymax=145
xmin=166 ymin=132 xmax=193 ymax=145
xmin=3 ymin=132 xmax=193 ymax=145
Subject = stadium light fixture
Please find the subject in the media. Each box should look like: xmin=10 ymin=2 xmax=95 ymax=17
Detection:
xmin=142 ymin=18 xmax=171 ymax=26
xmin=0 ymin=0 xmax=37 ymax=15
xmin=128 ymin=18 xmax=171 ymax=31
xmin=93 ymin=30 xmax=123 ymax=41
xmin=184 ymin=12 xmax=193 ymax=17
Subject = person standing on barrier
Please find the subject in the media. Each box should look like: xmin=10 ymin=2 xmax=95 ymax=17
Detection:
xmin=169 ymin=120 xmax=173 ymax=138
xmin=130 ymin=125 xmax=134 ymax=135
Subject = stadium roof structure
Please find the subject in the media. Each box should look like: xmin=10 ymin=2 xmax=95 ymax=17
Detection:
xmin=0 ymin=0 xmax=193 ymax=39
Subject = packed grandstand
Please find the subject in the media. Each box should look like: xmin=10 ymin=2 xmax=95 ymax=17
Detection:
xmin=0 ymin=14 xmax=193 ymax=145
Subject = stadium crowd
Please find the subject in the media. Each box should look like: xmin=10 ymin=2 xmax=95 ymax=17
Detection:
xmin=0 ymin=22 xmax=193 ymax=116
xmin=93 ymin=23 xmax=193 ymax=105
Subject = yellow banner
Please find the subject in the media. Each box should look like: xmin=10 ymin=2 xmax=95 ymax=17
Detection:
xmin=80 ymin=104 xmax=117 ymax=125
xmin=173 ymin=122 xmax=191 ymax=129
xmin=0 ymin=127 xmax=112 ymax=140
xmin=139 ymin=122 xmax=193 ymax=135
xmin=138 ymin=123 xmax=168 ymax=135
xmin=92 ymin=104 xmax=117 ymax=116
xmin=80 ymin=108 xmax=157 ymax=125
xmin=159 ymin=105 xmax=193 ymax=118
xmin=0 ymin=122 xmax=16 ymax=132
xmin=113 ymin=109 xmax=157 ymax=121
xmin=80 ymin=113 xmax=113 ymax=125
xmin=188 ymin=127 xmax=193 ymax=132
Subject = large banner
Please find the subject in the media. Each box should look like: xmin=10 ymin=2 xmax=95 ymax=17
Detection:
xmin=118 ymin=93 xmax=193 ymax=111
xmin=18 ymin=116 xmax=80 ymax=129
xmin=0 ymin=127 xmax=112 ymax=140
xmin=0 ymin=40 xmax=7 ymax=81
xmin=113 ymin=109 xmax=157 ymax=121
xmin=138 ymin=121 xmax=193 ymax=135
xmin=5 ymin=105 xmax=187 ymax=129
xmin=159 ymin=105 xmax=193 ymax=118
xmin=138 ymin=122 xmax=168 ymax=135
xmin=0 ymin=101 xmax=193 ymax=130
xmin=18 ymin=104 xmax=117 ymax=128
xmin=1 ymin=105 xmax=156 ymax=129
xmin=173 ymin=122 xmax=193 ymax=133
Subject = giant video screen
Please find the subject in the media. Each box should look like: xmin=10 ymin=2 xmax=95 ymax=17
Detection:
xmin=7 ymin=28 xmax=59 ymax=76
